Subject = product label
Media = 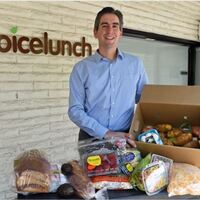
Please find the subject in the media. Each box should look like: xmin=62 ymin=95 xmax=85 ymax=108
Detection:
xmin=87 ymin=155 xmax=101 ymax=166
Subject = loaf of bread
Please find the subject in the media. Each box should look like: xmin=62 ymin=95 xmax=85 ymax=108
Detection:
xmin=16 ymin=170 xmax=50 ymax=193
xmin=14 ymin=149 xmax=50 ymax=175
xmin=14 ymin=149 xmax=51 ymax=193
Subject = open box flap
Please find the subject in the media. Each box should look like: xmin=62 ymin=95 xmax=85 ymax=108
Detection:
xmin=140 ymin=85 xmax=200 ymax=105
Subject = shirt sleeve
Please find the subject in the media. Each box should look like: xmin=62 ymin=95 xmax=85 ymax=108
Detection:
xmin=135 ymin=59 xmax=148 ymax=103
xmin=68 ymin=63 xmax=108 ymax=139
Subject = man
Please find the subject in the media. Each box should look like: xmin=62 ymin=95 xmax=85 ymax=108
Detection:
xmin=68 ymin=7 xmax=148 ymax=147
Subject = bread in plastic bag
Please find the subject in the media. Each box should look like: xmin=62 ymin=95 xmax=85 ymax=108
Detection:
xmin=13 ymin=149 xmax=51 ymax=194
xmin=167 ymin=162 xmax=200 ymax=197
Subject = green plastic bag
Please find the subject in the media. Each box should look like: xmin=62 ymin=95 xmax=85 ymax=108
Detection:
xmin=129 ymin=153 xmax=151 ymax=191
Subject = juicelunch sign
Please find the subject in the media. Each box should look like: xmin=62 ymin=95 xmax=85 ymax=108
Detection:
xmin=0 ymin=28 xmax=92 ymax=57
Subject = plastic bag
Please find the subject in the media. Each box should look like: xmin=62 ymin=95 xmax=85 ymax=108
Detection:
xmin=91 ymin=174 xmax=133 ymax=190
xmin=129 ymin=153 xmax=152 ymax=191
xmin=119 ymin=148 xmax=141 ymax=175
xmin=49 ymin=164 xmax=68 ymax=192
xmin=78 ymin=138 xmax=126 ymax=177
xmin=13 ymin=149 xmax=51 ymax=194
xmin=61 ymin=160 xmax=108 ymax=200
xmin=142 ymin=161 xmax=168 ymax=196
xmin=167 ymin=163 xmax=200 ymax=197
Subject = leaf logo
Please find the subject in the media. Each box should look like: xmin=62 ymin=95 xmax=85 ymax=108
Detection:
xmin=10 ymin=26 xmax=18 ymax=34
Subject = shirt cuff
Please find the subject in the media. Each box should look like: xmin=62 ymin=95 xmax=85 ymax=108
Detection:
xmin=97 ymin=127 xmax=109 ymax=139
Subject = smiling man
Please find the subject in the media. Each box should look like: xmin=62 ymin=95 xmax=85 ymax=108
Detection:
xmin=68 ymin=7 xmax=148 ymax=147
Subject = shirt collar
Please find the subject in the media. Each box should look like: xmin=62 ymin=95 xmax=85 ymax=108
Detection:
xmin=94 ymin=48 xmax=124 ymax=62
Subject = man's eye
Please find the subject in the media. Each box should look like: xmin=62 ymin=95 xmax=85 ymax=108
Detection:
xmin=113 ymin=25 xmax=119 ymax=29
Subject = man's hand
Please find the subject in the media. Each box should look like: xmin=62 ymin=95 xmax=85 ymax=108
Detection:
xmin=104 ymin=131 xmax=136 ymax=148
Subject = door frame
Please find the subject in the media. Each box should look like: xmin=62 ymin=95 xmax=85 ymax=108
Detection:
xmin=123 ymin=28 xmax=200 ymax=85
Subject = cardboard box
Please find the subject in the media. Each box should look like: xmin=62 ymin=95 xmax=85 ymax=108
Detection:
xmin=130 ymin=85 xmax=200 ymax=167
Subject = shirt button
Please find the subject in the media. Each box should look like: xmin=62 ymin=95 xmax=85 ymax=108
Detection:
xmin=112 ymin=102 xmax=115 ymax=105
xmin=111 ymin=115 xmax=114 ymax=118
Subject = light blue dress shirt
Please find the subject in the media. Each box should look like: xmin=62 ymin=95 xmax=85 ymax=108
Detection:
xmin=68 ymin=49 xmax=148 ymax=139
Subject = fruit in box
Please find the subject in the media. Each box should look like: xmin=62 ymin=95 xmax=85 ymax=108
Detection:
xmin=86 ymin=152 xmax=118 ymax=175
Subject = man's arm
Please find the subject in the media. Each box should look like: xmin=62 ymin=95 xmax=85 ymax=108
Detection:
xmin=135 ymin=59 xmax=148 ymax=103
xmin=68 ymin=65 xmax=108 ymax=139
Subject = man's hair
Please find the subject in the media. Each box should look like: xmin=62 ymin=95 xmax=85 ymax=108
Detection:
xmin=94 ymin=7 xmax=123 ymax=31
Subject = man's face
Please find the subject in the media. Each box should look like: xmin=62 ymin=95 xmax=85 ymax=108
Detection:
xmin=94 ymin=13 xmax=122 ymax=49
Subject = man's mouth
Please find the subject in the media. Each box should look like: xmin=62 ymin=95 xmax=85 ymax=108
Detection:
xmin=105 ymin=36 xmax=114 ymax=40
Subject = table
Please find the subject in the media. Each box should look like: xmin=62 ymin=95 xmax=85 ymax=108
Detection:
xmin=17 ymin=190 xmax=200 ymax=200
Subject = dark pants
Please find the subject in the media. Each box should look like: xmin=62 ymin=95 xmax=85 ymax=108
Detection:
xmin=78 ymin=129 xmax=130 ymax=141
xmin=78 ymin=129 xmax=93 ymax=141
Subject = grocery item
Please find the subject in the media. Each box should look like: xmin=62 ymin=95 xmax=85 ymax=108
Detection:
xmin=78 ymin=138 xmax=126 ymax=177
xmin=91 ymin=174 xmax=133 ymax=190
xmin=141 ymin=125 xmax=154 ymax=133
xmin=155 ymin=124 xmax=172 ymax=133
xmin=173 ymin=132 xmax=193 ymax=146
xmin=14 ymin=149 xmax=51 ymax=194
xmin=183 ymin=139 xmax=199 ymax=148
xmin=192 ymin=126 xmax=200 ymax=138
xmin=179 ymin=117 xmax=192 ymax=133
xmin=129 ymin=153 xmax=152 ymax=191
xmin=151 ymin=154 xmax=173 ymax=179
xmin=139 ymin=122 xmax=200 ymax=148
xmin=137 ymin=129 xmax=163 ymax=145
xmin=120 ymin=148 xmax=141 ymax=175
xmin=16 ymin=170 xmax=50 ymax=193
xmin=60 ymin=160 xmax=109 ymax=200
xmin=61 ymin=160 xmax=96 ymax=199
xmin=142 ymin=161 xmax=168 ymax=196
xmin=49 ymin=164 xmax=68 ymax=192
xmin=167 ymin=163 xmax=200 ymax=197
xmin=167 ymin=128 xmax=182 ymax=138
xmin=57 ymin=183 xmax=75 ymax=197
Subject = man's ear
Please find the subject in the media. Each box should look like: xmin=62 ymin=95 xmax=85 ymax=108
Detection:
xmin=93 ymin=29 xmax=98 ymax=38
xmin=120 ymin=29 xmax=123 ymax=36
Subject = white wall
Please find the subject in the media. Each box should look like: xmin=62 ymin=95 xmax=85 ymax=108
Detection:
xmin=0 ymin=1 xmax=200 ymax=199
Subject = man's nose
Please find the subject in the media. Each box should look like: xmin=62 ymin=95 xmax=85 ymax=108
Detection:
xmin=106 ymin=26 xmax=113 ymax=33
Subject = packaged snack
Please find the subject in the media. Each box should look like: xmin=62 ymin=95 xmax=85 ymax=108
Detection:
xmin=137 ymin=129 xmax=163 ymax=145
xmin=151 ymin=154 xmax=173 ymax=179
xmin=78 ymin=138 xmax=126 ymax=177
xmin=120 ymin=148 xmax=141 ymax=176
xmin=142 ymin=161 xmax=168 ymax=196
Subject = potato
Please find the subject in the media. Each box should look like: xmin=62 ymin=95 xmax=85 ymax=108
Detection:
xmin=155 ymin=124 xmax=172 ymax=133
xmin=192 ymin=126 xmax=200 ymax=138
xmin=183 ymin=140 xmax=199 ymax=148
xmin=167 ymin=128 xmax=182 ymax=138
xmin=173 ymin=133 xmax=193 ymax=146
